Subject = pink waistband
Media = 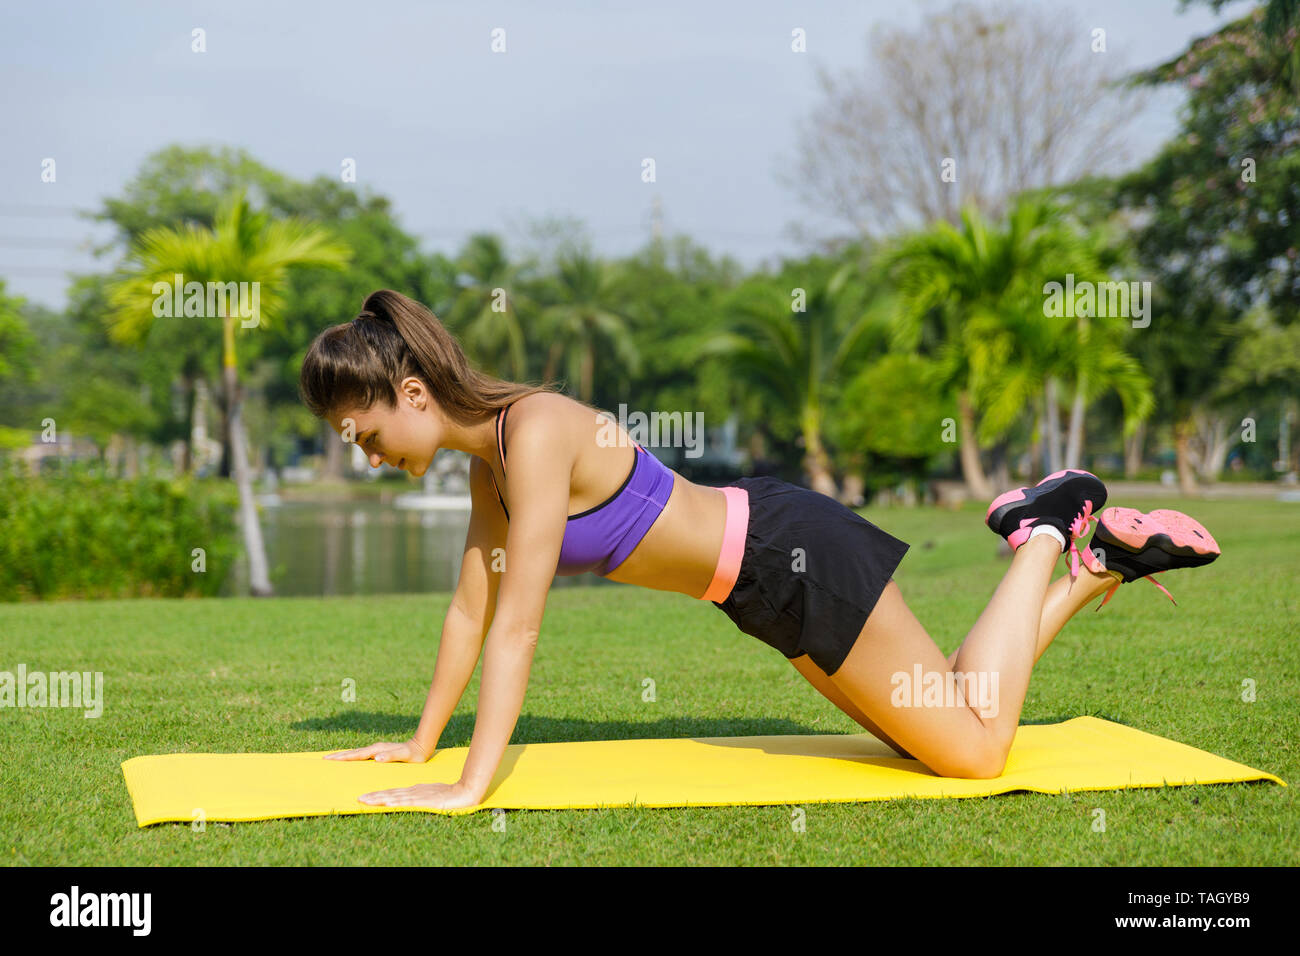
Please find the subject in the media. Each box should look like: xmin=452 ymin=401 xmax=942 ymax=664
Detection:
xmin=700 ymin=486 xmax=749 ymax=602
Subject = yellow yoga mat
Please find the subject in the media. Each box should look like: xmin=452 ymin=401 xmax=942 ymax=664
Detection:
xmin=120 ymin=716 xmax=1284 ymax=826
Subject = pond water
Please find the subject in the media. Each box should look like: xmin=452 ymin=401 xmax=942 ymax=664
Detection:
xmin=220 ymin=497 xmax=621 ymax=597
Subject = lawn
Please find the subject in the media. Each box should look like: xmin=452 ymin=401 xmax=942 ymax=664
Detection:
xmin=1 ymin=496 xmax=1295 ymax=865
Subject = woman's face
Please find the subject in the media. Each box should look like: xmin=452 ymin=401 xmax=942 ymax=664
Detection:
xmin=327 ymin=380 xmax=441 ymax=477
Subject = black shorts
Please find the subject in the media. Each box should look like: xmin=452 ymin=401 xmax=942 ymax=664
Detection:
xmin=712 ymin=476 xmax=910 ymax=677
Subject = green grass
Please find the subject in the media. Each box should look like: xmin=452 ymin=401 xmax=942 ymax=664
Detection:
xmin=2 ymin=496 xmax=1295 ymax=865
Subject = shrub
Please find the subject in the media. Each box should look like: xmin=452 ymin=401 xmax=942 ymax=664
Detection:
xmin=0 ymin=459 xmax=239 ymax=600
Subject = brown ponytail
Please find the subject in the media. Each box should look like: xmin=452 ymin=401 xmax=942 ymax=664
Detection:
xmin=298 ymin=289 xmax=558 ymax=423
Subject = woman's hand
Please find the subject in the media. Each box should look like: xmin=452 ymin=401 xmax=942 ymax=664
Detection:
xmin=358 ymin=780 xmax=485 ymax=810
xmin=323 ymin=739 xmax=431 ymax=763
xmin=323 ymin=740 xmax=483 ymax=809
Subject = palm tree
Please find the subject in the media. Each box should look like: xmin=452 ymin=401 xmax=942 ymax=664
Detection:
xmin=704 ymin=262 xmax=886 ymax=498
xmin=104 ymin=190 xmax=351 ymax=596
xmin=536 ymin=248 xmax=640 ymax=404
xmin=1059 ymin=313 xmax=1154 ymax=473
xmin=964 ymin=295 xmax=1152 ymax=478
xmin=1058 ymin=219 xmax=1154 ymax=470
xmin=446 ymin=234 xmax=534 ymax=380
xmin=886 ymin=198 xmax=1127 ymax=493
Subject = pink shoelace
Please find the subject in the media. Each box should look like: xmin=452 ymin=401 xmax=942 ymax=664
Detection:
xmin=1066 ymin=501 xmax=1178 ymax=609
xmin=1066 ymin=500 xmax=1103 ymax=579
xmin=1068 ymin=501 xmax=1180 ymax=609
xmin=1097 ymin=573 xmax=1176 ymax=610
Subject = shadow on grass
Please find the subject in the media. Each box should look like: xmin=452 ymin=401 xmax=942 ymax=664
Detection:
xmin=293 ymin=712 xmax=830 ymax=746
xmin=297 ymin=710 xmax=1133 ymax=744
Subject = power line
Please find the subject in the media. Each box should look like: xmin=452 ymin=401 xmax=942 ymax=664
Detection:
xmin=0 ymin=237 xmax=92 ymax=248
xmin=0 ymin=203 xmax=91 ymax=218
xmin=0 ymin=266 xmax=80 ymax=277
xmin=3 ymin=206 xmax=793 ymax=244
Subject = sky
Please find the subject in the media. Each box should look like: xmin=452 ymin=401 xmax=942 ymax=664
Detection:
xmin=0 ymin=0 xmax=1245 ymax=311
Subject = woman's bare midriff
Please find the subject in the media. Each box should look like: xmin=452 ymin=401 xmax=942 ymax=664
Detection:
xmin=603 ymin=474 xmax=727 ymax=599
xmin=494 ymin=393 xmax=729 ymax=600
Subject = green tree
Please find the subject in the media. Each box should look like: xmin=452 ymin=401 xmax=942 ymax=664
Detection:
xmin=0 ymin=281 xmax=39 ymax=452
xmin=535 ymin=245 xmax=641 ymax=405
xmin=1116 ymin=0 xmax=1300 ymax=491
xmin=705 ymin=256 xmax=887 ymax=498
xmin=886 ymin=200 xmax=1059 ymax=493
xmin=91 ymin=145 xmax=448 ymax=483
xmin=885 ymin=198 xmax=1152 ymax=492
xmin=1215 ymin=306 xmax=1300 ymax=475
xmin=445 ymin=233 xmax=535 ymax=381
xmin=829 ymin=353 xmax=950 ymax=501
xmin=600 ymin=236 xmax=746 ymax=440
xmin=104 ymin=190 xmax=351 ymax=595
xmin=90 ymin=145 xmax=290 ymax=477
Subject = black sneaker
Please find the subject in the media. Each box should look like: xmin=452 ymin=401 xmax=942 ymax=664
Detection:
xmin=986 ymin=469 xmax=1109 ymax=573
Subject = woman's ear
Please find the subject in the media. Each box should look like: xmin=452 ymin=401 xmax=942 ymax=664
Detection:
xmin=400 ymin=377 xmax=426 ymax=409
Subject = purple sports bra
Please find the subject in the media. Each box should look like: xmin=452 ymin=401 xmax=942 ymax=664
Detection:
xmin=487 ymin=402 xmax=676 ymax=576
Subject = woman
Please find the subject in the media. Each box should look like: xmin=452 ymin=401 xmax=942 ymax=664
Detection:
xmin=299 ymin=289 xmax=1221 ymax=811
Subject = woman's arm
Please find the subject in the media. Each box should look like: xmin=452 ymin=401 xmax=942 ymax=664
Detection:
xmin=409 ymin=456 xmax=508 ymax=757
xmin=457 ymin=418 xmax=571 ymax=800
xmin=407 ymin=607 xmax=485 ymax=758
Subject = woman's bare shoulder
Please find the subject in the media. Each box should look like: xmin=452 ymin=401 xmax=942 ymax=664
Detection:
xmin=511 ymin=391 xmax=596 ymax=429
xmin=505 ymin=391 xmax=588 ymax=453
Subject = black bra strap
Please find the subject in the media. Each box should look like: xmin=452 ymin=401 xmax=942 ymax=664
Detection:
xmin=492 ymin=404 xmax=511 ymax=519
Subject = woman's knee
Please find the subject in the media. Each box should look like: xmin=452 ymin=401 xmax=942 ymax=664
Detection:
xmin=925 ymin=737 xmax=1009 ymax=779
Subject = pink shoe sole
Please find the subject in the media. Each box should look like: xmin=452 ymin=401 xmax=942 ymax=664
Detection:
xmin=985 ymin=486 xmax=1028 ymax=523
xmin=1097 ymin=507 xmax=1221 ymax=557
